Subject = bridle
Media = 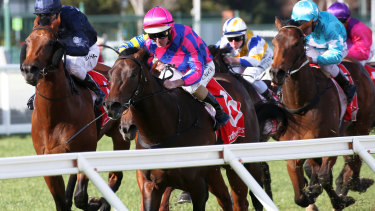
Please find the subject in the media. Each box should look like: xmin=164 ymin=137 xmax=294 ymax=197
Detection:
xmin=278 ymin=25 xmax=309 ymax=76
xmin=31 ymin=26 xmax=60 ymax=75
xmin=114 ymin=55 xmax=172 ymax=110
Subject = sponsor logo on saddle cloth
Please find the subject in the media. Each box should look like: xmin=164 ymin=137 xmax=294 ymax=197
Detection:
xmin=310 ymin=64 xmax=358 ymax=121
xmin=87 ymin=70 xmax=110 ymax=128
xmin=206 ymin=79 xmax=246 ymax=144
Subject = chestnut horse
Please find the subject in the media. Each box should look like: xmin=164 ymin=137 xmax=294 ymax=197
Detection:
xmin=270 ymin=17 xmax=375 ymax=210
xmin=105 ymin=47 xmax=265 ymax=210
xmin=20 ymin=15 xmax=129 ymax=211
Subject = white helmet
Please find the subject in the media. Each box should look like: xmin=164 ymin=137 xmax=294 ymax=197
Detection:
xmin=223 ymin=17 xmax=247 ymax=38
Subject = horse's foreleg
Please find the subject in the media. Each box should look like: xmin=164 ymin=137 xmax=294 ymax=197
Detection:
xmin=286 ymin=159 xmax=312 ymax=207
xmin=44 ymin=175 xmax=69 ymax=211
xmin=159 ymin=187 xmax=174 ymax=211
xmin=260 ymin=162 xmax=273 ymax=200
xmin=65 ymin=174 xmax=77 ymax=210
xmin=225 ymin=165 xmax=251 ymax=211
xmin=305 ymin=159 xmax=323 ymax=200
xmin=336 ymin=155 xmax=374 ymax=196
xmin=318 ymin=157 xmax=355 ymax=210
xmin=206 ymin=166 xmax=232 ymax=211
xmin=142 ymin=180 xmax=164 ymax=211
xmin=74 ymin=173 xmax=89 ymax=210
xmin=188 ymin=177 xmax=209 ymax=211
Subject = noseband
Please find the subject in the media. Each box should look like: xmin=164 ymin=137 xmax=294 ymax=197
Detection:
xmin=279 ymin=25 xmax=309 ymax=75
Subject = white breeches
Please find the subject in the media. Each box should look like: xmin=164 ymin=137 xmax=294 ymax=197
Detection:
xmin=65 ymin=44 xmax=100 ymax=80
xmin=306 ymin=45 xmax=348 ymax=77
xmin=161 ymin=61 xmax=215 ymax=94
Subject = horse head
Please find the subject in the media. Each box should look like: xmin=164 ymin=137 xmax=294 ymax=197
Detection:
xmin=20 ymin=15 xmax=64 ymax=86
xmin=105 ymin=47 xmax=150 ymax=120
xmin=270 ymin=17 xmax=313 ymax=86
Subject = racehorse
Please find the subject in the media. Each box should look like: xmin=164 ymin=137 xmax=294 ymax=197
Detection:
xmin=20 ymin=15 xmax=129 ymax=211
xmin=270 ymin=17 xmax=375 ymax=210
xmin=105 ymin=47 xmax=265 ymax=210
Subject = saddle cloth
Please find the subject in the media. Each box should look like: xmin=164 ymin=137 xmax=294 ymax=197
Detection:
xmin=206 ymin=79 xmax=245 ymax=144
xmin=336 ymin=64 xmax=358 ymax=122
xmin=87 ymin=70 xmax=110 ymax=129
xmin=365 ymin=64 xmax=375 ymax=85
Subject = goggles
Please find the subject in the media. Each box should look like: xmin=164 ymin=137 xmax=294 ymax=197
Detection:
xmin=227 ymin=36 xmax=244 ymax=42
xmin=148 ymin=30 xmax=170 ymax=40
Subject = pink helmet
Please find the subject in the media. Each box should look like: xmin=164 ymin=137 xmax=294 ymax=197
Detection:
xmin=143 ymin=6 xmax=174 ymax=34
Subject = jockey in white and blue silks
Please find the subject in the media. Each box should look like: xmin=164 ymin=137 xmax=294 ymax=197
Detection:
xmin=215 ymin=17 xmax=275 ymax=102
xmin=26 ymin=0 xmax=105 ymax=110
xmin=291 ymin=0 xmax=356 ymax=103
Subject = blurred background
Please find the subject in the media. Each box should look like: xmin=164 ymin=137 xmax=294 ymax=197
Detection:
xmin=1 ymin=0 xmax=375 ymax=134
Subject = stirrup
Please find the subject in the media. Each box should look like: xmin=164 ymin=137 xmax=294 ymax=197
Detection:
xmin=214 ymin=111 xmax=230 ymax=130
xmin=345 ymin=85 xmax=356 ymax=103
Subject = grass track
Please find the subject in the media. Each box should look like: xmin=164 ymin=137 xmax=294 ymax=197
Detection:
xmin=0 ymin=134 xmax=375 ymax=210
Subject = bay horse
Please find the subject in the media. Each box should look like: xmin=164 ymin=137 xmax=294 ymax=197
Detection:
xmin=20 ymin=15 xmax=129 ymax=211
xmin=105 ymin=47 xmax=265 ymax=210
xmin=270 ymin=17 xmax=375 ymax=210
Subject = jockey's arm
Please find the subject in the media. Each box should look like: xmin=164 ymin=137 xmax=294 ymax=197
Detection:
xmin=118 ymin=34 xmax=148 ymax=53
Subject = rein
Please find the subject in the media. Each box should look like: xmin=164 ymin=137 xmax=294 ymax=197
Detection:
xmin=277 ymin=25 xmax=333 ymax=115
xmin=117 ymin=55 xmax=199 ymax=149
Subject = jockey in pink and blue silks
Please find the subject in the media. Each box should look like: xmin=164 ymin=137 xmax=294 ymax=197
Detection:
xmin=327 ymin=2 xmax=374 ymax=66
xmin=118 ymin=6 xmax=229 ymax=129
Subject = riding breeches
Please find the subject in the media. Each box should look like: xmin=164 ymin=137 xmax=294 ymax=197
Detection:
xmin=242 ymin=67 xmax=268 ymax=94
xmin=306 ymin=45 xmax=348 ymax=77
xmin=65 ymin=44 xmax=100 ymax=80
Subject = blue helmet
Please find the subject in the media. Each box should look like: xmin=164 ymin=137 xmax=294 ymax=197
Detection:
xmin=291 ymin=0 xmax=320 ymax=22
xmin=34 ymin=0 xmax=61 ymax=14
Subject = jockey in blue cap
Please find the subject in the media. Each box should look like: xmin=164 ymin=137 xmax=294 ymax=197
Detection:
xmin=291 ymin=0 xmax=356 ymax=103
xmin=26 ymin=0 xmax=105 ymax=110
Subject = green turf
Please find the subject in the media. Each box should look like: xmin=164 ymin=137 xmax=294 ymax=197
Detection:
xmin=0 ymin=134 xmax=375 ymax=210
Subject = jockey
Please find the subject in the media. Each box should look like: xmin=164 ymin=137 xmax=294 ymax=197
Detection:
xmin=291 ymin=0 xmax=356 ymax=103
xmin=327 ymin=2 xmax=374 ymax=65
xmin=118 ymin=6 xmax=230 ymax=129
xmin=215 ymin=17 xmax=275 ymax=102
xmin=26 ymin=0 xmax=105 ymax=110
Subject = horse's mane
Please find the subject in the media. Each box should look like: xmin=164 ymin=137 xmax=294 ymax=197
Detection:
xmin=280 ymin=17 xmax=307 ymax=27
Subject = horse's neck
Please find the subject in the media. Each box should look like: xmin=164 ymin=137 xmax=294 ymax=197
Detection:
xmin=283 ymin=67 xmax=319 ymax=107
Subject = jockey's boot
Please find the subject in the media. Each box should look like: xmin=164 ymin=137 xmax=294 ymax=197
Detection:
xmin=27 ymin=94 xmax=35 ymax=110
xmin=334 ymin=72 xmax=356 ymax=103
xmin=82 ymin=74 xmax=106 ymax=107
xmin=261 ymin=89 xmax=276 ymax=103
xmin=203 ymin=92 xmax=230 ymax=130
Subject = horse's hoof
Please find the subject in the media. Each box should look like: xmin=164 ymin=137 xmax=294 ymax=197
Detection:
xmin=306 ymin=204 xmax=319 ymax=211
xmin=333 ymin=195 xmax=355 ymax=210
xmin=350 ymin=178 xmax=374 ymax=193
xmin=306 ymin=184 xmax=323 ymax=199
xmin=176 ymin=191 xmax=192 ymax=204
xmin=88 ymin=196 xmax=102 ymax=211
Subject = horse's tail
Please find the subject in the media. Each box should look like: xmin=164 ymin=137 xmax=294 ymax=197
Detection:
xmin=254 ymin=102 xmax=295 ymax=141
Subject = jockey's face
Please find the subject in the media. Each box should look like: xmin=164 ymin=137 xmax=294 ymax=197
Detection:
xmin=155 ymin=36 xmax=169 ymax=48
xmin=227 ymin=36 xmax=244 ymax=50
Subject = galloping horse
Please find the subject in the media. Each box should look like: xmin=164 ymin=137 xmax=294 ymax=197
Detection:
xmin=270 ymin=17 xmax=375 ymax=210
xmin=20 ymin=15 xmax=129 ymax=211
xmin=105 ymin=47 xmax=265 ymax=210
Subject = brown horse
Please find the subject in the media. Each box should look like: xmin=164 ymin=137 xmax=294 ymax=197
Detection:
xmin=20 ymin=15 xmax=129 ymax=211
xmin=270 ymin=17 xmax=375 ymax=210
xmin=105 ymin=47 xmax=265 ymax=210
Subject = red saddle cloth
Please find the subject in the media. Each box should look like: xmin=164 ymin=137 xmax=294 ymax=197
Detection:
xmin=338 ymin=64 xmax=358 ymax=121
xmin=206 ymin=79 xmax=245 ymax=144
xmin=365 ymin=64 xmax=375 ymax=85
xmin=88 ymin=70 xmax=110 ymax=129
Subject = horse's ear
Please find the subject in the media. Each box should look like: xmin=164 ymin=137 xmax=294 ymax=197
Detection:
xmin=33 ymin=16 xmax=40 ymax=28
xmin=298 ymin=20 xmax=314 ymax=36
xmin=51 ymin=14 xmax=61 ymax=33
xmin=275 ymin=16 xmax=284 ymax=31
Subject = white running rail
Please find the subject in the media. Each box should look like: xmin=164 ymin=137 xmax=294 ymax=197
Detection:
xmin=1 ymin=135 xmax=375 ymax=211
